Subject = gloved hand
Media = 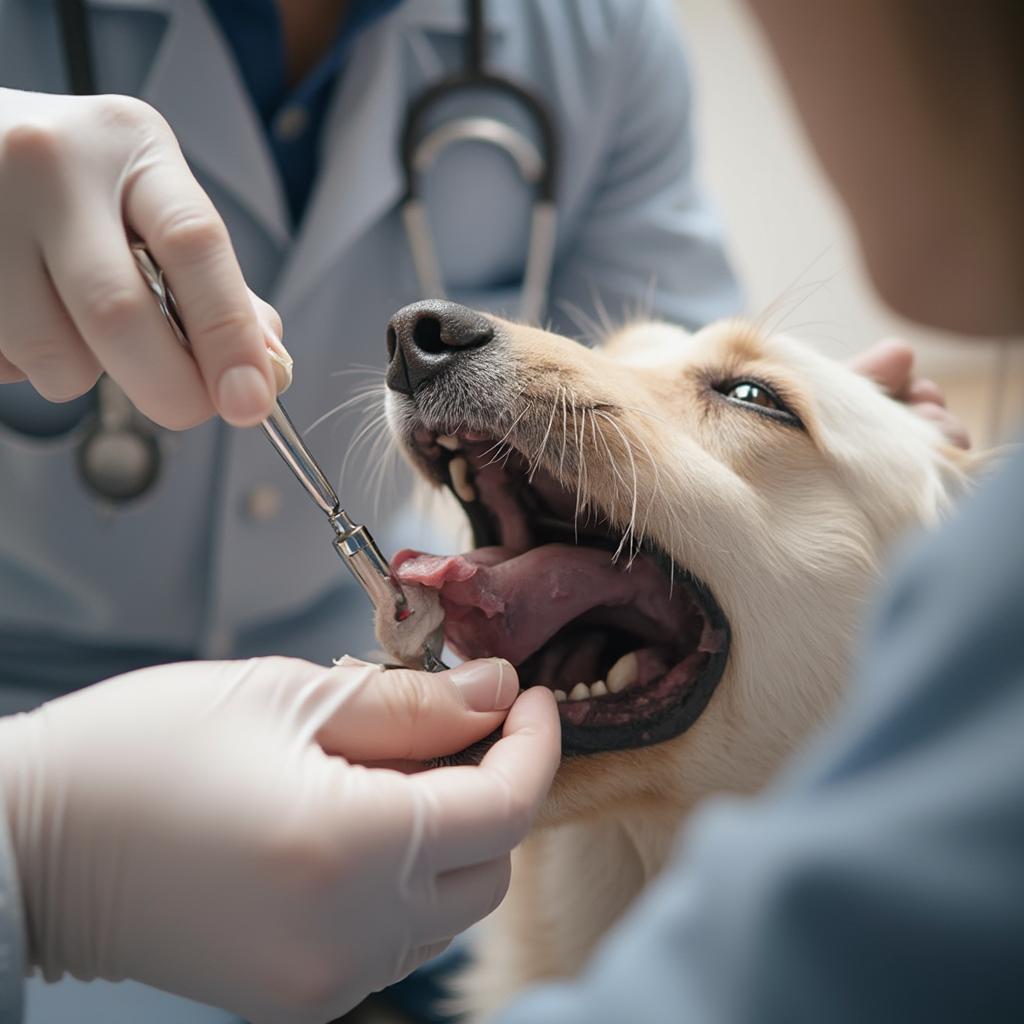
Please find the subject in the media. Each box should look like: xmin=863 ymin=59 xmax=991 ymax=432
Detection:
xmin=0 ymin=87 xmax=290 ymax=426
xmin=0 ymin=655 xmax=560 ymax=1023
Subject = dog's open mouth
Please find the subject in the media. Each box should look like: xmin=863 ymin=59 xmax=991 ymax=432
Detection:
xmin=394 ymin=428 xmax=731 ymax=755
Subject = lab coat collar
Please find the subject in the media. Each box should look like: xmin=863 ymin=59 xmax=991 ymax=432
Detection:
xmin=87 ymin=0 xmax=291 ymax=245
xmin=273 ymin=0 xmax=510 ymax=311
xmin=82 ymin=0 xmax=511 ymax=306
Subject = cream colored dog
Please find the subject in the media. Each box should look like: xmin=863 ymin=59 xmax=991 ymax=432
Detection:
xmin=378 ymin=302 xmax=976 ymax=1020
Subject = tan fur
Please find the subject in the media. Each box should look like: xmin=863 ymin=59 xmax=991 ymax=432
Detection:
xmin=384 ymin=316 xmax=981 ymax=1020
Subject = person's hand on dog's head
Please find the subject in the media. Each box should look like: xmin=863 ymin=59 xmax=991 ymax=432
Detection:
xmin=850 ymin=338 xmax=971 ymax=449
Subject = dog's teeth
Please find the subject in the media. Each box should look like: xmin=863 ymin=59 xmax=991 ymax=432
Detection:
xmin=569 ymin=682 xmax=590 ymax=701
xmin=436 ymin=435 xmax=461 ymax=451
xmin=448 ymin=456 xmax=477 ymax=502
xmin=553 ymin=689 xmax=568 ymax=703
xmin=590 ymin=680 xmax=608 ymax=697
xmin=607 ymin=652 xmax=639 ymax=693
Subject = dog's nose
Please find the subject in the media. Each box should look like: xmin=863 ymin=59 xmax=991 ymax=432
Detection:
xmin=386 ymin=300 xmax=495 ymax=396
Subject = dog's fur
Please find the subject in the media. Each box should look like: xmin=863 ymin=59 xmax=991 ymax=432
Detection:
xmin=382 ymin=314 xmax=979 ymax=1020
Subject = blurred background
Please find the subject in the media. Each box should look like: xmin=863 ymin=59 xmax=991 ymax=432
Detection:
xmin=673 ymin=0 xmax=1024 ymax=446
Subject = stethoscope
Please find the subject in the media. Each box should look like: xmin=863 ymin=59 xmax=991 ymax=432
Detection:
xmin=400 ymin=0 xmax=558 ymax=327
xmin=55 ymin=0 xmax=558 ymax=505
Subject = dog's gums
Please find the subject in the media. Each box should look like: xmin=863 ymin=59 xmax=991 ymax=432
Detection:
xmin=392 ymin=432 xmax=730 ymax=755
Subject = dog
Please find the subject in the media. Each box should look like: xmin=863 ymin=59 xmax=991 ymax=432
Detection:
xmin=377 ymin=300 xmax=978 ymax=1020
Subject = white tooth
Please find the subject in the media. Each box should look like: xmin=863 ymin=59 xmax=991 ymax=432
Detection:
xmin=553 ymin=689 xmax=568 ymax=703
xmin=437 ymin=434 xmax=461 ymax=451
xmin=607 ymin=652 xmax=639 ymax=694
xmin=569 ymin=682 xmax=590 ymax=701
xmin=448 ymin=456 xmax=477 ymax=503
xmin=590 ymin=680 xmax=608 ymax=697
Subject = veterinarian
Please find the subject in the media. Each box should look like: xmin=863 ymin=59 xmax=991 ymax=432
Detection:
xmin=0 ymin=2 xmax=740 ymax=1020
xmin=0 ymin=1 xmax=973 ymax=1022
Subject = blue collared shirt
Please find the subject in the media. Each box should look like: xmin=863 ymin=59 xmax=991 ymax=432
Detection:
xmin=205 ymin=0 xmax=403 ymax=223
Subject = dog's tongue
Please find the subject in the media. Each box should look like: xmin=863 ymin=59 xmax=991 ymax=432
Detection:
xmin=393 ymin=545 xmax=678 ymax=665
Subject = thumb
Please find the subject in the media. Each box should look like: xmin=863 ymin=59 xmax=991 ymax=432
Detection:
xmin=315 ymin=656 xmax=519 ymax=763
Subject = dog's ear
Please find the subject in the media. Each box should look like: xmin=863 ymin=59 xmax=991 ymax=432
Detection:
xmin=934 ymin=442 xmax=1006 ymax=506
xmin=941 ymin=442 xmax=1005 ymax=478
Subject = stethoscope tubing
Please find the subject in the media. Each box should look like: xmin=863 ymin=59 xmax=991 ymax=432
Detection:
xmin=399 ymin=0 xmax=558 ymax=326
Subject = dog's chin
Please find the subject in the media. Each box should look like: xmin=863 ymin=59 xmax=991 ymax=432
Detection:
xmin=395 ymin=427 xmax=731 ymax=758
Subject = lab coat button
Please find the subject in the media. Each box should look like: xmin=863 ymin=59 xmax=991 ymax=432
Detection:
xmin=274 ymin=105 xmax=309 ymax=142
xmin=244 ymin=484 xmax=283 ymax=523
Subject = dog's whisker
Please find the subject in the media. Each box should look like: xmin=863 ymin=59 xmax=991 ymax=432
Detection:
xmin=750 ymin=246 xmax=834 ymax=334
xmin=328 ymin=366 xmax=387 ymax=378
xmin=589 ymin=285 xmax=616 ymax=341
xmin=368 ymin=440 xmax=403 ymax=520
xmin=338 ymin=409 xmax=391 ymax=492
xmin=480 ymin=408 xmax=529 ymax=469
xmin=594 ymin=410 xmax=641 ymax=565
xmin=305 ymin=385 xmax=387 ymax=436
xmin=636 ymin=273 xmax=659 ymax=325
xmin=587 ymin=411 xmax=608 ymax=524
xmin=591 ymin=411 xmax=631 ymax=544
xmin=602 ymin=423 xmax=640 ymax=564
xmin=629 ymin=429 xmax=662 ymax=556
xmin=530 ymin=387 xmax=563 ymax=483
xmin=362 ymin=407 xmax=406 ymax=515
xmin=606 ymin=404 xmax=673 ymax=430
xmin=480 ymin=407 xmax=525 ymax=457
xmin=331 ymin=407 xmax=389 ymax=469
xmin=556 ymin=298 xmax=610 ymax=348
xmin=558 ymin=388 xmax=570 ymax=480
xmin=763 ymin=273 xmax=840 ymax=339
xmin=572 ymin=396 xmax=586 ymax=543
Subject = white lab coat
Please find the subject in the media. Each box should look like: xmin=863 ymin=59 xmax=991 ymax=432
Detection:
xmin=0 ymin=0 xmax=739 ymax=1019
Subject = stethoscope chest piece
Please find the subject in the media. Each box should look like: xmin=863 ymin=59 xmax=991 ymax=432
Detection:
xmin=77 ymin=376 xmax=161 ymax=505
xmin=74 ymin=246 xmax=187 ymax=505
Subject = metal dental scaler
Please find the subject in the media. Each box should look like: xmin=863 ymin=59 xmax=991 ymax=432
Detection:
xmin=131 ymin=244 xmax=448 ymax=673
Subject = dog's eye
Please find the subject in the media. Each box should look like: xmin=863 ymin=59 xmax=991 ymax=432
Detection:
xmin=717 ymin=379 xmax=802 ymax=427
xmin=727 ymin=381 xmax=777 ymax=409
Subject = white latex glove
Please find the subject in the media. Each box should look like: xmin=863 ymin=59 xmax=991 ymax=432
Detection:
xmin=0 ymin=87 xmax=291 ymax=425
xmin=0 ymin=655 xmax=560 ymax=1024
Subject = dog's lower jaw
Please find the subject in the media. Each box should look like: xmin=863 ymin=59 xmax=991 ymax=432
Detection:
xmin=454 ymin=808 xmax=685 ymax=1023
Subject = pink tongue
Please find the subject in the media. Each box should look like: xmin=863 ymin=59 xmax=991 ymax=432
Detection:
xmin=393 ymin=545 xmax=679 ymax=665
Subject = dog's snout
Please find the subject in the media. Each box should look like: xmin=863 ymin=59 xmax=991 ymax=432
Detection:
xmin=386 ymin=300 xmax=495 ymax=395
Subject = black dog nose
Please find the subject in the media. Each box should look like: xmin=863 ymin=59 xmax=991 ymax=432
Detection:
xmin=386 ymin=300 xmax=495 ymax=396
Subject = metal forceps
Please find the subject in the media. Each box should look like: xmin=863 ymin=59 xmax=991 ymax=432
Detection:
xmin=132 ymin=244 xmax=448 ymax=672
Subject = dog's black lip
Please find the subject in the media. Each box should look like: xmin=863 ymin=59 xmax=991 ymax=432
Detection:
xmin=558 ymin=546 xmax=731 ymax=756
xmin=405 ymin=424 xmax=732 ymax=758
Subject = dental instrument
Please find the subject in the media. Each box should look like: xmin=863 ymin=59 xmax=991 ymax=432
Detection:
xmin=130 ymin=244 xmax=448 ymax=673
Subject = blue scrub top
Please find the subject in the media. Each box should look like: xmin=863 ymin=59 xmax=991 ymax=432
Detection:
xmin=207 ymin=0 xmax=404 ymax=222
